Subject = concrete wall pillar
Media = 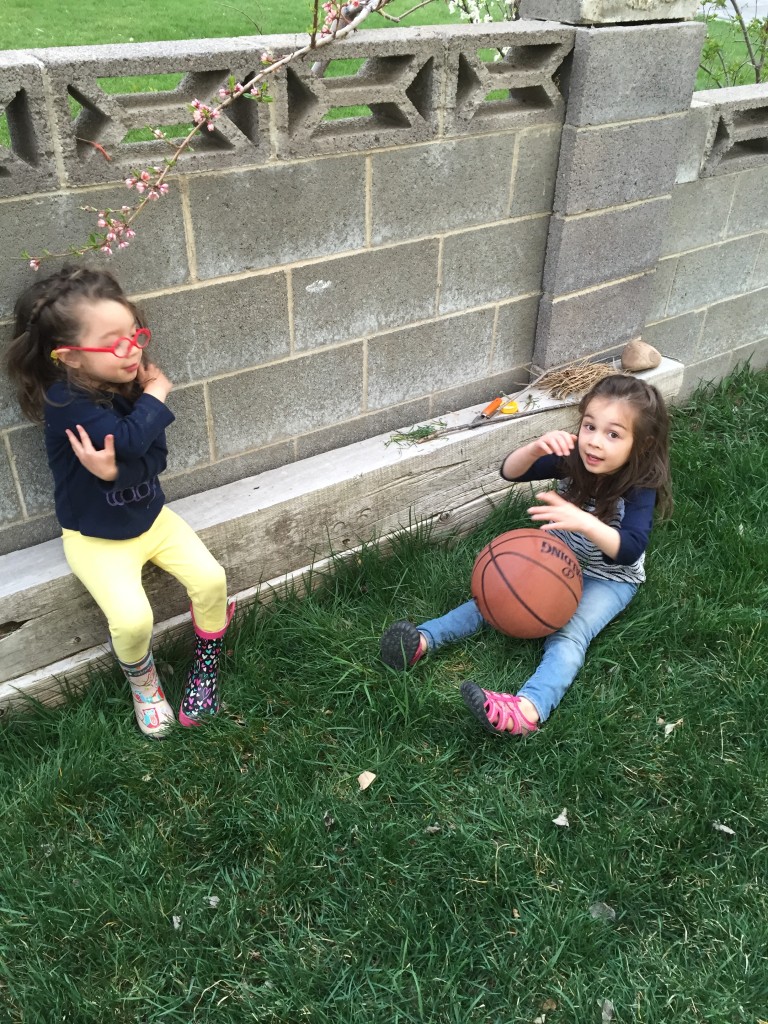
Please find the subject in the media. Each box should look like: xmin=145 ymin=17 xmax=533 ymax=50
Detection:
xmin=519 ymin=0 xmax=704 ymax=368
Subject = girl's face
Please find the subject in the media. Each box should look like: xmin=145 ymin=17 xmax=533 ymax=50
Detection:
xmin=578 ymin=397 xmax=635 ymax=476
xmin=56 ymin=299 xmax=144 ymax=385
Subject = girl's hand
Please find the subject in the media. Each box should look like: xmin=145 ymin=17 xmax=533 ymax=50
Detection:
xmin=533 ymin=431 xmax=577 ymax=458
xmin=528 ymin=491 xmax=595 ymax=533
xmin=66 ymin=425 xmax=118 ymax=482
xmin=137 ymin=359 xmax=173 ymax=403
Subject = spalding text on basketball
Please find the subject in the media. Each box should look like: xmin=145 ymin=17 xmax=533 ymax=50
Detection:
xmin=540 ymin=540 xmax=581 ymax=580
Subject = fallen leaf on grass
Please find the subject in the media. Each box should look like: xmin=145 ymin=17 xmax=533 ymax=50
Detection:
xmin=172 ymin=915 xmax=182 ymax=931
xmin=601 ymin=999 xmax=614 ymax=1022
xmin=323 ymin=811 xmax=336 ymax=831
xmin=142 ymin=773 xmax=152 ymax=782
xmin=424 ymin=823 xmax=441 ymax=834
xmin=205 ymin=895 xmax=220 ymax=909
xmin=541 ymin=998 xmax=557 ymax=1011
xmin=664 ymin=717 xmax=684 ymax=738
xmin=552 ymin=808 xmax=569 ymax=828
xmin=712 ymin=821 xmax=736 ymax=836
xmin=533 ymin=1016 xmax=546 ymax=1023
xmin=358 ymin=771 xmax=376 ymax=791
xmin=589 ymin=902 xmax=616 ymax=922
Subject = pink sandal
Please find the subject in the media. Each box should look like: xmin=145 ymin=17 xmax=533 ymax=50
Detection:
xmin=460 ymin=681 xmax=538 ymax=737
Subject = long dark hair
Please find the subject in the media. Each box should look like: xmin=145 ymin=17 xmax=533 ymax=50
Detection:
xmin=5 ymin=265 xmax=144 ymax=423
xmin=561 ymin=374 xmax=672 ymax=520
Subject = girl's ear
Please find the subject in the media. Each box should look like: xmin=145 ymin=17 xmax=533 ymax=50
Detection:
xmin=54 ymin=348 xmax=83 ymax=370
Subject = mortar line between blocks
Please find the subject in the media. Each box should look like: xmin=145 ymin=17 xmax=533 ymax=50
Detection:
xmin=178 ymin=176 xmax=198 ymax=282
xmin=552 ymin=271 xmax=647 ymax=302
xmin=286 ymin=269 xmax=295 ymax=356
xmin=203 ymin=382 xmax=216 ymax=462
xmin=3 ymin=434 xmax=28 ymax=520
xmin=365 ymin=155 xmax=373 ymax=248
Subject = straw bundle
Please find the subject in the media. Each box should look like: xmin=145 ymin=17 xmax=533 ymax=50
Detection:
xmin=532 ymin=360 xmax=623 ymax=400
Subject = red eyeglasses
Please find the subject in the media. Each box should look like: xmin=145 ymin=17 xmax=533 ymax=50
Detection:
xmin=52 ymin=327 xmax=151 ymax=361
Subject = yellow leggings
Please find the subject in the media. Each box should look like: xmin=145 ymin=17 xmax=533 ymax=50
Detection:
xmin=62 ymin=507 xmax=228 ymax=664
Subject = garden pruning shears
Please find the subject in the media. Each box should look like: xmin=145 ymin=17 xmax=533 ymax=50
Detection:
xmin=414 ymin=396 xmax=508 ymax=443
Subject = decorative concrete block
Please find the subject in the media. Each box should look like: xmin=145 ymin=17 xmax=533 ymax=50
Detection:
xmin=492 ymin=296 xmax=540 ymax=372
xmin=533 ymin=273 xmax=652 ymax=365
xmin=665 ymin=234 xmax=763 ymax=317
xmin=366 ymin=308 xmax=495 ymax=409
xmin=725 ymin=165 xmax=768 ymax=238
xmin=209 ymin=343 xmax=364 ymax=456
xmin=519 ymin=0 xmax=700 ymax=24
xmin=371 ymin=135 xmax=517 ymax=245
xmin=696 ymin=83 xmax=768 ymax=176
xmin=142 ymin=274 xmax=290 ymax=386
xmin=563 ymin=23 xmax=704 ymax=127
xmin=443 ymin=22 xmax=573 ymax=136
xmin=162 ymin=441 xmax=294 ymax=503
xmin=643 ymin=309 xmax=705 ymax=363
xmin=0 ymin=443 xmax=23 ymax=527
xmin=7 ymin=426 xmax=52 ymax=518
xmin=292 ymin=240 xmax=439 ymax=350
xmin=646 ymin=256 xmax=677 ymax=321
xmin=273 ymin=36 xmax=443 ymax=158
xmin=543 ymin=199 xmax=668 ymax=294
xmin=0 ymin=188 xmax=189 ymax=320
xmin=31 ymin=37 xmax=276 ymax=187
xmin=0 ymin=53 xmax=59 ymax=197
xmin=188 ymin=157 xmax=367 ymax=278
xmin=509 ymin=128 xmax=561 ymax=217
xmin=660 ymin=176 xmax=737 ymax=256
xmin=295 ymin=398 xmax=431 ymax=461
xmin=555 ymin=118 xmax=683 ymax=214
xmin=164 ymin=385 xmax=211 ymax=474
xmin=440 ymin=216 xmax=549 ymax=314
xmin=675 ymin=101 xmax=718 ymax=185
xmin=699 ymin=287 xmax=768 ymax=359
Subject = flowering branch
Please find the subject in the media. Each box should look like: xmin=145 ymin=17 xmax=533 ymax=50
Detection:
xmin=24 ymin=0 xmax=436 ymax=271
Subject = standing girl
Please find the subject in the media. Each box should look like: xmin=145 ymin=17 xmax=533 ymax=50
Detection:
xmin=6 ymin=266 xmax=234 ymax=737
xmin=380 ymin=374 xmax=672 ymax=736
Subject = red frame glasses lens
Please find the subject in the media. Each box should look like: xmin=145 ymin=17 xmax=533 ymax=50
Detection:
xmin=53 ymin=327 xmax=152 ymax=359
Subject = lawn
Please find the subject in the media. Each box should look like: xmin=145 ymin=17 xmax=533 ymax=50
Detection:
xmin=0 ymin=366 xmax=766 ymax=1022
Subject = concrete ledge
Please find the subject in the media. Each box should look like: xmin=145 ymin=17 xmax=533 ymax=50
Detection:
xmin=0 ymin=357 xmax=683 ymax=711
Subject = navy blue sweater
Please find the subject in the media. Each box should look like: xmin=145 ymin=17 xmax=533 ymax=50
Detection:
xmin=44 ymin=381 xmax=175 ymax=539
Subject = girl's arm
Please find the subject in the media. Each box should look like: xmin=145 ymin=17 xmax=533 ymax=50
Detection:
xmin=47 ymin=386 xmax=175 ymax=459
xmin=501 ymin=431 xmax=576 ymax=481
xmin=65 ymin=424 xmax=169 ymax=489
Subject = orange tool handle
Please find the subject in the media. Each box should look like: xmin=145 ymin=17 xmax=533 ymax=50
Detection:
xmin=480 ymin=397 xmax=503 ymax=419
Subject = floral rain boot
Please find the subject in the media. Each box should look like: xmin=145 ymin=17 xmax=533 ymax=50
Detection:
xmin=179 ymin=602 xmax=235 ymax=728
xmin=118 ymin=649 xmax=175 ymax=738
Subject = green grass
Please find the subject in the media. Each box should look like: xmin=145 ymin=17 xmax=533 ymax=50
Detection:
xmin=1 ymin=366 xmax=767 ymax=1022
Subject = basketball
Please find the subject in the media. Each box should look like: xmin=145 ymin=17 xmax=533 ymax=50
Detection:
xmin=470 ymin=528 xmax=583 ymax=638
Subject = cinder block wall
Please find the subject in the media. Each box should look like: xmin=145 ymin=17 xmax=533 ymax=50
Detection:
xmin=644 ymin=86 xmax=768 ymax=397
xmin=0 ymin=23 xmax=574 ymax=555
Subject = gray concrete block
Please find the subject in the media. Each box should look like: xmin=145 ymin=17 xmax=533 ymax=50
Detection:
xmin=661 ymin=176 xmax=737 ymax=256
xmin=371 ymin=135 xmax=517 ymax=245
xmin=543 ymin=199 xmax=667 ymax=294
xmin=162 ymin=441 xmax=294 ymax=503
xmin=0 ymin=353 xmax=25 ymax=430
xmin=520 ymin=0 xmax=699 ymax=23
xmin=443 ymin=23 xmax=572 ymax=136
xmin=0 ymin=188 xmax=190 ymax=320
xmin=209 ymin=343 xmax=364 ymax=456
xmin=700 ymin=287 xmax=768 ymax=359
xmin=696 ymin=83 xmax=768 ymax=176
xmin=295 ymin=398 xmax=431 ymax=461
xmin=273 ymin=44 xmax=442 ymax=158
xmin=7 ymin=426 xmax=53 ymax=517
xmin=675 ymin=102 xmax=718 ymax=185
xmin=492 ymin=296 xmax=540 ymax=372
xmin=509 ymin=128 xmax=562 ymax=218
xmin=367 ymin=308 xmax=495 ymax=410
xmin=731 ymin=336 xmax=768 ymax=373
xmin=642 ymin=309 xmax=705 ymax=363
xmin=665 ymin=234 xmax=763 ymax=317
xmin=0 ymin=53 xmax=59 ymax=197
xmin=33 ymin=38 xmax=273 ymax=187
xmin=440 ymin=217 xmax=549 ymax=314
xmin=679 ymin=352 xmax=735 ymax=400
xmin=432 ymin=367 xmax=531 ymax=419
xmin=725 ymin=165 xmax=768 ymax=238
xmin=563 ymin=23 xmax=703 ymax=127
xmin=554 ymin=118 xmax=683 ymax=215
xmin=292 ymin=240 xmax=439 ymax=350
xmin=142 ymin=274 xmax=290 ymax=386
xmin=749 ymin=234 xmax=768 ymax=291
xmin=0 ymin=512 xmax=59 ymax=557
xmin=163 ymin=385 xmax=210 ymax=474
xmin=533 ymin=273 xmax=652 ymax=366
xmin=189 ymin=157 xmax=367 ymax=278
xmin=0 ymin=441 xmax=23 ymax=527
xmin=646 ymin=256 xmax=677 ymax=321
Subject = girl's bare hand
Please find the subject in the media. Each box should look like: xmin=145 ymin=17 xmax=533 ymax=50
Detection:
xmin=66 ymin=425 xmax=118 ymax=482
xmin=533 ymin=431 xmax=577 ymax=458
xmin=137 ymin=359 xmax=173 ymax=402
xmin=528 ymin=491 xmax=594 ymax=533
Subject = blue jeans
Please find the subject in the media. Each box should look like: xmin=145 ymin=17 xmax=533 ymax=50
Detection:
xmin=419 ymin=575 xmax=638 ymax=723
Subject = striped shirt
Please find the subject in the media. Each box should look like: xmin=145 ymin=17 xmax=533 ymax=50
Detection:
xmin=502 ymin=454 xmax=656 ymax=586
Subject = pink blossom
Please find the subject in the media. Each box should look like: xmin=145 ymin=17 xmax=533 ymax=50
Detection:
xmin=29 ymin=258 xmax=40 ymax=271
xmin=100 ymin=244 xmax=113 ymax=255
xmin=125 ymin=177 xmax=136 ymax=188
